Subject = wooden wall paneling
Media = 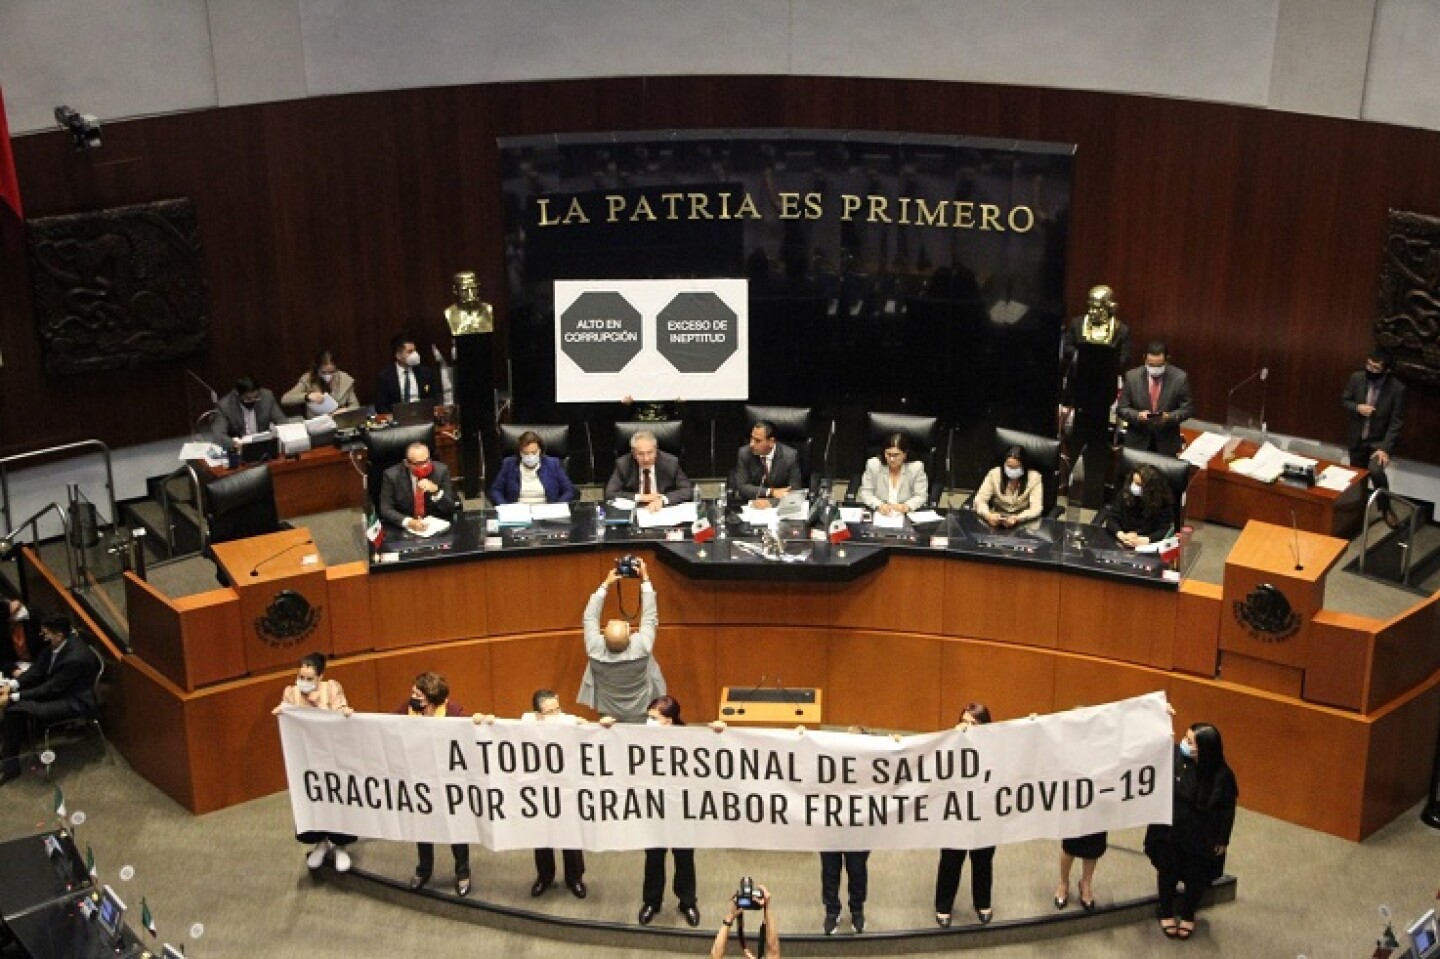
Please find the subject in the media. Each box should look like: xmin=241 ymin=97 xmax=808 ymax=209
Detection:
xmin=368 ymin=562 xmax=489 ymax=649
xmin=366 ymin=640 xmax=495 ymax=718
xmin=713 ymin=626 xmax=827 ymax=725
xmin=486 ymin=631 xmax=603 ymax=720
xmin=235 ymin=568 xmax=333 ymax=675
xmin=1359 ymin=673 xmax=1440 ymax=838
xmin=1056 ymin=576 xmax=1176 ymax=666
xmin=940 ymin=639 xmax=1057 ymax=727
xmin=1050 ymin=655 xmax=1169 ymax=717
xmin=941 ymin=562 xmax=1060 ymax=647
xmin=827 ymin=555 xmax=944 ymax=634
xmin=1365 ymin=593 xmax=1440 ymax=713
xmin=1218 ymin=652 xmax=1304 ymax=698
xmin=823 ymin=630 xmax=942 ymax=733
xmin=1305 ymin=611 xmax=1376 ymax=711
xmin=326 ymin=562 xmax=375 ymax=656
xmin=116 ymin=658 xmax=196 ymax=811
xmin=1173 ymin=581 xmax=1221 ymax=677
xmin=711 ymin=578 xmax=853 ymax=628
xmin=186 ymin=670 xmax=297 ymax=813
xmin=123 ymin=573 xmax=245 ymax=690
xmin=641 ymin=550 xmax=719 ymax=626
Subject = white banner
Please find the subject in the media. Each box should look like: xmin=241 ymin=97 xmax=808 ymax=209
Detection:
xmin=280 ymin=693 xmax=1173 ymax=850
xmin=553 ymin=279 xmax=748 ymax=403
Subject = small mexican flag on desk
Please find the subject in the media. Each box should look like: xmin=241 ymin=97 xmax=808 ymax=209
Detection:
xmin=365 ymin=505 xmax=384 ymax=553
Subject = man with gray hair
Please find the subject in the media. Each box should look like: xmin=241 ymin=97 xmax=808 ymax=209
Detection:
xmin=603 ymin=430 xmax=693 ymax=512
xmin=577 ymin=558 xmax=665 ymax=724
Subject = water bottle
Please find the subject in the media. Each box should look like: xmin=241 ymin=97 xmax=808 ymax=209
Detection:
xmin=594 ymin=502 xmax=606 ymax=540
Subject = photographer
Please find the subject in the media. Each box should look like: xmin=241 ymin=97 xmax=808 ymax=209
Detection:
xmin=576 ymin=557 xmax=666 ymax=725
xmin=711 ymin=881 xmax=779 ymax=958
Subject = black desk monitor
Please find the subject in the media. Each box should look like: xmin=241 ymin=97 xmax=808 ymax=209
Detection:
xmin=238 ymin=435 xmax=278 ymax=464
xmin=390 ymin=399 xmax=433 ymax=426
xmin=96 ymin=884 xmax=125 ymax=943
xmin=1410 ymin=910 xmax=1438 ymax=959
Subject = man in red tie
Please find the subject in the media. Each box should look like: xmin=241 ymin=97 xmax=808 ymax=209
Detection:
xmin=602 ymin=430 xmax=693 ymax=512
xmin=1117 ymin=341 xmax=1193 ymax=456
xmin=379 ymin=442 xmax=457 ymax=532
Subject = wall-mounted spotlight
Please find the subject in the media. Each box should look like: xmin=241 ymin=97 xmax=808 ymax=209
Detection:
xmin=54 ymin=105 xmax=102 ymax=151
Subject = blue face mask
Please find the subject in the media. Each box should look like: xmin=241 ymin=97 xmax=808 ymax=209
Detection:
xmin=1178 ymin=739 xmax=1193 ymax=759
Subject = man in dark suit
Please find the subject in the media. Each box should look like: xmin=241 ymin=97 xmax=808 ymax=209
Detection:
xmin=1342 ymin=348 xmax=1406 ymax=520
xmin=0 ymin=614 xmax=101 ymax=782
xmin=1117 ymin=341 xmax=1193 ymax=456
xmin=604 ymin=430 xmax=693 ymax=511
xmin=374 ymin=333 xmax=439 ymax=414
xmin=731 ymin=419 xmax=803 ymax=508
xmin=379 ymin=442 xmax=458 ymax=531
xmin=210 ymin=375 xmax=287 ymax=447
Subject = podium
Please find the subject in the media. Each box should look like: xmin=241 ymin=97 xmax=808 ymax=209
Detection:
xmin=718 ymin=686 xmax=823 ymax=728
xmin=210 ymin=527 xmax=332 ymax=674
xmin=1218 ymin=520 xmax=1348 ymax=696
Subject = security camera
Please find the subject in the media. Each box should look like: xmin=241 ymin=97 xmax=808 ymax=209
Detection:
xmin=53 ymin=105 xmax=102 ymax=151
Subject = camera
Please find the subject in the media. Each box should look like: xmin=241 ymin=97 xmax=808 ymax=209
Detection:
xmin=615 ymin=554 xmax=643 ymax=578
xmin=735 ymin=876 xmax=764 ymax=910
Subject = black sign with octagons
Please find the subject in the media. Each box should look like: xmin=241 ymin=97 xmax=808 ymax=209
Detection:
xmin=559 ymin=290 xmax=643 ymax=373
xmin=656 ymin=292 xmax=738 ymax=373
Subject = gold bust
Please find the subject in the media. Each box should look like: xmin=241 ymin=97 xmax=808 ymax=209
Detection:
xmin=444 ymin=271 xmax=494 ymax=335
xmin=1080 ymin=284 xmax=1119 ymax=346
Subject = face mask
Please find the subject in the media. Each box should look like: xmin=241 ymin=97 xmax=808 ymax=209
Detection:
xmin=404 ymin=352 xmax=421 ymax=368
xmin=319 ymin=372 xmax=334 ymax=384
xmin=1178 ymin=739 xmax=1193 ymax=759
xmin=241 ymin=399 xmax=257 ymax=409
xmin=1366 ymin=369 xmax=1384 ymax=381
xmin=409 ymin=697 xmax=427 ymax=713
xmin=1146 ymin=364 xmax=1166 ymax=378
xmin=409 ymin=461 xmax=434 ymax=479
xmin=646 ymin=717 xmax=661 ymax=727
xmin=1004 ymin=466 xmax=1024 ymax=480
xmin=296 ymin=679 xmax=317 ymax=695
xmin=1129 ymin=482 xmax=1143 ymax=498
xmin=520 ymin=453 xmax=541 ymax=469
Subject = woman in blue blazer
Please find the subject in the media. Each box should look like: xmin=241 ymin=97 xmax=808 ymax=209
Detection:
xmin=490 ymin=430 xmax=578 ymax=505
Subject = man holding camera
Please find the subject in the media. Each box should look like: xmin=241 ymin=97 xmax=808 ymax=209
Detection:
xmin=711 ymin=881 xmax=780 ymax=958
xmin=576 ymin=557 xmax=665 ymax=725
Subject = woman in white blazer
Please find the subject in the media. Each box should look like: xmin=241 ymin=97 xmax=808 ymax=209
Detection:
xmin=858 ymin=432 xmax=930 ymax=514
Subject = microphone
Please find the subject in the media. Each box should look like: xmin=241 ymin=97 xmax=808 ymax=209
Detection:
xmin=774 ymin=677 xmax=806 ymax=717
xmin=250 ymin=539 xmax=314 ymax=577
xmin=821 ymin=419 xmax=836 ymax=478
xmin=185 ymin=368 xmax=219 ymax=403
xmin=731 ymin=674 xmax=767 ymax=716
xmin=1290 ymin=510 xmax=1303 ymax=571
xmin=1227 ymin=366 xmax=1270 ymax=432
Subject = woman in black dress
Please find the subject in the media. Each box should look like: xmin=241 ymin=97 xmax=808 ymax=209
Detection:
xmin=1145 ymin=722 xmax=1239 ymax=940
xmin=934 ymin=702 xmax=996 ymax=926
xmin=1055 ymin=830 xmax=1105 ymax=911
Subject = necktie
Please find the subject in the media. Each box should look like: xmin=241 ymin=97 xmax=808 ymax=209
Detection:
xmin=1148 ymin=376 xmax=1161 ymax=414
xmin=402 ymin=369 xmax=412 ymax=403
xmin=1362 ymin=382 xmax=1378 ymax=439
xmin=642 ymin=469 xmax=652 ymax=495
xmin=413 ymin=480 xmax=426 ymax=519
xmin=761 ymin=455 xmax=770 ymax=485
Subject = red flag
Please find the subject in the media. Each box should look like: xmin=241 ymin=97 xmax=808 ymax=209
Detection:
xmin=691 ymin=515 xmax=715 ymax=543
xmin=0 ymin=87 xmax=22 ymax=221
xmin=827 ymin=515 xmax=851 ymax=544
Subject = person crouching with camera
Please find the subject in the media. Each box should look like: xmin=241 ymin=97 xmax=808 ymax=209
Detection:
xmin=711 ymin=880 xmax=780 ymax=958
xmin=576 ymin=556 xmax=666 ymax=725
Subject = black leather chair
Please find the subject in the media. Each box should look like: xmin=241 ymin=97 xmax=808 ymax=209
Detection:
xmin=850 ymin=411 xmax=944 ymax=507
xmin=614 ymin=420 xmax=684 ymax=461
xmin=500 ymin=423 xmax=572 ymax=471
xmin=365 ymin=424 xmax=437 ymax=511
xmin=1118 ymin=448 xmax=1195 ymax=527
xmin=203 ymin=465 xmax=283 ymax=547
xmin=974 ymin=426 xmax=1066 ymax=518
xmin=743 ymin=404 xmax=815 ymax=484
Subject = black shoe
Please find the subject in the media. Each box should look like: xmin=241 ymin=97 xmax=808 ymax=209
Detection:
xmin=977 ymin=908 xmax=993 ymax=924
xmin=935 ymin=913 xmax=952 ymax=928
xmin=408 ymin=872 xmax=429 ymax=891
xmin=456 ymin=876 xmax=471 ymax=897
xmin=823 ymin=914 xmax=840 ymax=935
xmin=568 ymin=880 xmax=587 ymax=899
xmin=851 ymin=913 xmax=866 ymax=934
xmin=638 ymin=904 xmax=658 ymax=926
xmin=681 ymin=904 xmax=700 ymax=927
xmin=531 ymin=879 xmax=550 ymax=897
xmin=1081 ymin=896 xmax=1096 ymax=913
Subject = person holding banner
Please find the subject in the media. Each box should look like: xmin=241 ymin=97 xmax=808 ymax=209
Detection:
xmin=399 ymin=671 xmax=473 ymax=897
xmin=272 ymin=652 xmax=356 ymax=872
xmin=577 ymin=560 xmax=666 ymax=726
xmin=934 ymin=703 xmax=997 ymax=927
xmin=1055 ymin=831 xmax=1105 ymax=912
xmin=639 ymin=695 xmax=700 ymax=927
xmin=857 ymin=433 xmax=929 ymax=516
xmin=1145 ymin=722 xmax=1238 ymax=941
xmin=521 ymin=689 xmax=587 ymax=899
xmin=1101 ymin=464 xmax=1175 ymax=548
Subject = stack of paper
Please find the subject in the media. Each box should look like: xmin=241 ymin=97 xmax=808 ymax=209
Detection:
xmin=1180 ymin=431 xmax=1228 ymax=468
xmin=636 ymin=502 xmax=699 ymax=528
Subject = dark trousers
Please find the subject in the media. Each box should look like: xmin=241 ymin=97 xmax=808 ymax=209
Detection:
xmin=934 ymin=846 xmax=995 ymax=913
xmin=642 ymin=847 xmax=695 ymax=908
xmin=3 ymin=699 xmax=85 ymax=776
xmin=535 ymin=848 xmax=585 ymax=885
xmin=297 ymin=831 xmax=355 ymax=847
xmin=820 ymin=851 xmax=870 ymax=916
xmin=415 ymin=842 xmax=470 ymax=879
xmin=1152 ymin=842 xmax=1213 ymax=921
xmin=1350 ymin=442 xmax=1391 ymax=503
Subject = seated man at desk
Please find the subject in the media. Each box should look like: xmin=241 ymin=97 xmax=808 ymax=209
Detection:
xmin=604 ymin=430 xmax=692 ymax=512
xmin=210 ymin=375 xmax=286 ymax=448
xmin=731 ymin=420 xmax=803 ymax=509
xmin=1117 ymin=341 xmax=1193 ymax=456
xmin=379 ymin=442 xmax=458 ymax=532
xmin=490 ymin=430 xmax=577 ymax=506
xmin=375 ymin=333 xmax=439 ymax=415
xmin=0 ymin=614 xmax=100 ymax=783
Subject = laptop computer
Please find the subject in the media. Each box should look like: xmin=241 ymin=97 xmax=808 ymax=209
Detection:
xmin=238 ymin=434 xmax=278 ymax=464
xmin=390 ymin=400 xmax=434 ymax=426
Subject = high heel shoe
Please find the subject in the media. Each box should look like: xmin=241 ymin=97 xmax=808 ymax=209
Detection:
xmin=1054 ymin=882 xmax=1069 ymax=909
xmin=977 ymin=908 xmax=993 ymax=924
xmin=1079 ymin=880 xmax=1095 ymax=912
xmin=934 ymin=913 xmax=951 ymax=928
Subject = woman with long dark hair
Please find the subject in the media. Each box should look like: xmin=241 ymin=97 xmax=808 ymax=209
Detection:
xmin=638 ymin=696 xmax=701 ymax=927
xmin=934 ymin=702 xmax=996 ymax=927
xmin=1103 ymin=463 xmax=1175 ymax=548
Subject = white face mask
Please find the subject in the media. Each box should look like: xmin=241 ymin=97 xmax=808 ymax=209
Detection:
xmin=296 ymin=679 xmax=317 ymax=695
xmin=404 ymin=351 xmax=421 ymax=368
xmin=1129 ymin=482 xmax=1143 ymax=498
xmin=520 ymin=453 xmax=541 ymax=469
xmin=646 ymin=717 xmax=662 ymax=727
xmin=319 ymin=372 xmax=334 ymax=384
xmin=1146 ymin=364 xmax=1166 ymax=378
xmin=1003 ymin=465 xmax=1024 ymax=480
xmin=9 ymin=605 xmax=28 ymax=623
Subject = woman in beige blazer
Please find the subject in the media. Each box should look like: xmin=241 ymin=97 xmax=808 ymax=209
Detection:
xmin=858 ymin=432 xmax=930 ymax=514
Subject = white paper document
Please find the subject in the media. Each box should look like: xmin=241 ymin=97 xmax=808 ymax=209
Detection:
xmin=739 ymin=505 xmax=781 ymax=527
xmin=407 ymin=516 xmax=451 ymax=537
xmin=1316 ymin=465 xmax=1360 ymax=491
xmin=611 ymin=498 xmax=636 ymax=511
xmin=1180 ymin=431 xmax=1228 ymax=468
xmin=839 ymin=506 xmax=867 ymax=524
xmin=909 ymin=510 xmax=943 ymax=525
xmin=636 ymin=502 xmax=699 ymax=528
xmin=495 ymin=504 xmax=533 ymax=525
xmin=530 ymin=503 xmax=573 ymax=522
xmin=306 ymin=394 xmax=340 ymax=416
xmin=871 ymin=511 xmax=906 ymax=529
xmin=179 ymin=441 xmax=224 ymax=466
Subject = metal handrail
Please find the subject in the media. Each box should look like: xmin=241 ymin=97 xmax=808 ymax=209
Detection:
xmin=0 ymin=502 xmax=76 ymax=588
xmin=1359 ymin=488 xmax=1421 ymax=584
xmin=0 ymin=440 xmax=118 ymax=537
xmin=157 ymin=462 xmax=205 ymax=556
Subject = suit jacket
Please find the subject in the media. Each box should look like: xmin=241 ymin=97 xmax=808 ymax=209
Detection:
xmin=16 ymin=637 xmax=99 ymax=711
xmin=1342 ymin=371 xmax=1405 ymax=453
xmin=378 ymin=460 xmax=458 ymax=527
xmin=731 ymin=442 xmax=803 ymax=500
xmin=857 ymin=457 xmax=930 ymax=510
xmin=280 ymin=370 xmax=359 ymax=413
xmin=374 ymin=363 xmax=439 ymax=414
xmin=210 ymin=388 xmax=287 ymax=444
xmin=490 ymin=455 xmax=577 ymax=505
xmin=603 ymin=451 xmax=693 ymax=503
xmin=1117 ymin=365 xmax=1193 ymax=456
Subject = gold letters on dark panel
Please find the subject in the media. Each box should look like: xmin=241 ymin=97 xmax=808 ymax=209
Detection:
xmin=1378 ymin=209 xmax=1440 ymax=386
xmin=26 ymin=198 xmax=207 ymax=375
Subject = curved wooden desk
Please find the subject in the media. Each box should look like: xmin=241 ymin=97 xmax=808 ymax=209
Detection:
xmin=114 ymin=524 xmax=1440 ymax=842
